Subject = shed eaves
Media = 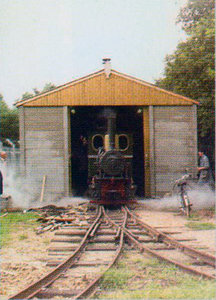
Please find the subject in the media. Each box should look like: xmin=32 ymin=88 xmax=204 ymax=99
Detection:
xmin=15 ymin=69 xmax=199 ymax=107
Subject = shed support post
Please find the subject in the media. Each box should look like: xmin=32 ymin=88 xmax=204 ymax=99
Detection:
xmin=192 ymin=104 xmax=198 ymax=177
xmin=19 ymin=107 xmax=26 ymax=176
xmin=63 ymin=106 xmax=71 ymax=196
xmin=149 ymin=106 xmax=156 ymax=197
xmin=143 ymin=107 xmax=151 ymax=197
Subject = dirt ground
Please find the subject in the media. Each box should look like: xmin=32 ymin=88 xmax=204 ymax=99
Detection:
xmin=135 ymin=205 xmax=215 ymax=255
xmin=0 ymin=205 xmax=215 ymax=299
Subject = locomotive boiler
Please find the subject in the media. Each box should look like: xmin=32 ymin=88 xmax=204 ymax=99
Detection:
xmin=88 ymin=109 xmax=136 ymax=205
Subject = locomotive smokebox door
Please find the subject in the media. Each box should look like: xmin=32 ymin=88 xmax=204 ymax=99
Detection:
xmin=100 ymin=150 xmax=125 ymax=176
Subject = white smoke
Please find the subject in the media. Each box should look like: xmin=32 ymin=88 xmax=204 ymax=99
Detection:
xmin=187 ymin=187 xmax=215 ymax=209
xmin=2 ymin=156 xmax=91 ymax=209
xmin=28 ymin=196 xmax=89 ymax=209
xmin=2 ymin=148 xmax=214 ymax=211
xmin=3 ymin=166 xmax=35 ymax=208
xmin=142 ymin=186 xmax=215 ymax=211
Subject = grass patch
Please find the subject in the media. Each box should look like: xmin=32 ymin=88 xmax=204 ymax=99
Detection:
xmin=18 ymin=233 xmax=28 ymax=240
xmin=100 ymin=268 xmax=134 ymax=290
xmin=43 ymin=238 xmax=51 ymax=245
xmin=187 ymin=212 xmax=201 ymax=221
xmin=99 ymin=280 xmax=215 ymax=299
xmin=0 ymin=212 xmax=38 ymax=246
xmin=185 ymin=221 xmax=216 ymax=230
xmin=97 ymin=253 xmax=215 ymax=299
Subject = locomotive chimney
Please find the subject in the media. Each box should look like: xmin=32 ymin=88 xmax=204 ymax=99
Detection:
xmin=107 ymin=109 xmax=116 ymax=150
xmin=102 ymin=58 xmax=111 ymax=78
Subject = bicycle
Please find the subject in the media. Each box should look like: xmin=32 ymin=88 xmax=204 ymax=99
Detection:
xmin=172 ymin=174 xmax=193 ymax=217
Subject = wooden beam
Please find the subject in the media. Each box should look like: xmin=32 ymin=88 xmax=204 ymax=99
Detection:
xmin=143 ymin=107 xmax=151 ymax=197
xmin=149 ymin=106 xmax=156 ymax=196
xmin=40 ymin=175 xmax=47 ymax=202
xmin=63 ymin=106 xmax=71 ymax=196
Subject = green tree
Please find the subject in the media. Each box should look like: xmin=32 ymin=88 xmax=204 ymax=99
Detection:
xmin=0 ymin=82 xmax=56 ymax=144
xmin=156 ymin=0 xmax=215 ymax=168
xmin=177 ymin=0 xmax=215 ymax=33
xmin=0 ymin=94 xmax=19 ymax=143
xmin=33 ymin=88 xmax=40 ymax=95
xmin=21 ymin=92 xmax=34 ymax=100
xmin=21 ymin=82 xmax=56 ymax=100
xmin=42 ymin=82 xmax=56 ymax=93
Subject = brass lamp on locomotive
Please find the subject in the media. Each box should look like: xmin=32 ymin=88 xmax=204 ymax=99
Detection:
xmin=88 ymin=110 xmax=136 ymax=205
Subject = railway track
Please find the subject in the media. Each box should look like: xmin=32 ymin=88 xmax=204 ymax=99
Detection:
xmin=9 ymin=205 xmax=215 ymax=299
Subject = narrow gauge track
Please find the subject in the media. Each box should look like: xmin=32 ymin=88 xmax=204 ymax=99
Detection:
xmin=9 ymin=205 xmax=215 ymax=299
xmin=104 ymin=207 xmax=215 ymax=279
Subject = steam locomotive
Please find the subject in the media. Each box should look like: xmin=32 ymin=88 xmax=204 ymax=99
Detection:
xmin=88 ymin=109 xmax=136 ymax=205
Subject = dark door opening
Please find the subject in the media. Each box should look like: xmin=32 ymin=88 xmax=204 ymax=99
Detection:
xmin=116 ymin=107 xmax=144 ymax=196
xmin=70 ymin=107 xmax=105 ymax=196
xmin=70 ymin=106 xmax=144 ymax=197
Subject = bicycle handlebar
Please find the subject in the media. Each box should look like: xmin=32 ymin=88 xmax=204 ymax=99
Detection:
xmin=172 ymin=174 xmax=192 ymax=189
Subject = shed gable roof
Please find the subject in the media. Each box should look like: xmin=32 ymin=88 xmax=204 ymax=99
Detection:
xmin=16 ymin=69 xmax=198 ymax=107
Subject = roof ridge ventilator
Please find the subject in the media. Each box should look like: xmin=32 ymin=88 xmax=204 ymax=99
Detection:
xmin=102 ymin=58 xmax=111 ymax=78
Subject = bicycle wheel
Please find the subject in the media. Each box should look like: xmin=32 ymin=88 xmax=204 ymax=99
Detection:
xmin=182 ymin=194 xmax=191 ymax=217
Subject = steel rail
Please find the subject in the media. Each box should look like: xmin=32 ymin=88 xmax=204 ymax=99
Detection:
xmin=8 ymin=204 xmax=215 ymax=299
xmin=73 ymin=207 xmax=127 ymax=299
xmin=106 ymin=206 xmax=215 ymax=280
xmin=126 ymin=227 xmax=215 ymax=279
xmin=9 ymin=206 xmax=103 ymax=300
xmin=125 ymin=206 xmax=215 ymax=267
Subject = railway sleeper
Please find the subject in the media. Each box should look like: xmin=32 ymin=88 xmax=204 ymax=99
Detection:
xmin=37 ymin=288 xmax=82 ymax=298
xmin=63 ymin=225 xmax=90 ymax=228
xmin=85 ymin=246 xmax=117 ymax=251
xmin=55 ymin=230 xmax=86 ymax=235
xmin=90 ymin=237 xmax=119 ymax=243
xmin=150 ymin=246 xmax=176 ymax=251
xmin=48 ymin=246 xmax=117 ymax=252
xmin=46 ymin=260 xmax=110 ymax=267
xmin=51 ymin=238 xmax=82 ymax=243
xmin=192 ymin=261 xmax=210 ymax=266
xmin=51 ymin=237 xmax=118 ymax=243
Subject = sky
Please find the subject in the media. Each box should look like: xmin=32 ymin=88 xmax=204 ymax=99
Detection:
xmin=0 ymin=0 xmax=187 ymax=107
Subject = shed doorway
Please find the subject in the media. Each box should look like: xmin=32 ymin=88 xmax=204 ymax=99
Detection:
xmin=70 ymin=106 xmax=144 ymax=197
xmin=116 ymin=107 xmax=144 ymax=196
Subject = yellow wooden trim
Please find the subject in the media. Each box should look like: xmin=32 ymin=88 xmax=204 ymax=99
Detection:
xmin=143 ymin=107 xmax=151 ymax=197
xmin=15 ymin=70 xmax=104 ymax=107
xmin=16 ymin=70 xmax=198 ymax=107
xmin=112 ymin=70 xmax=199 ymax=105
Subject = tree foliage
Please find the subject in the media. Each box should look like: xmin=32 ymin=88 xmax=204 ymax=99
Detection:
xmin=1 ymin=82 xmax=56 ymax=144
xmin=21 ymin=82 xmax=56 ymax=100
xmin=177 ymin=0 xmax=215 ymax=33
xmin=21 ymin=92 xmax=34 ymax=100
xmin=0 ymin=94 xmax=19 ymax=143
xmin=156 ymin=0 xmax=215 ymax=165
xmin=41 ymin=82 xmax=56 ymax=93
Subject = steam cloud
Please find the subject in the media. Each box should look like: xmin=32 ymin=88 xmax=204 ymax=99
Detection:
xmin=3 ymin=165 xmax=90 ymax=209
xmin=142 ymin=186 xmax=215 ymax=211
xmin=3 ymin=166 xmax=34 ymax=208
xmin=101 ymin=107 xmax=116 ymax=119
xmin=2 ymin=147 xmax=215 ymax=210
